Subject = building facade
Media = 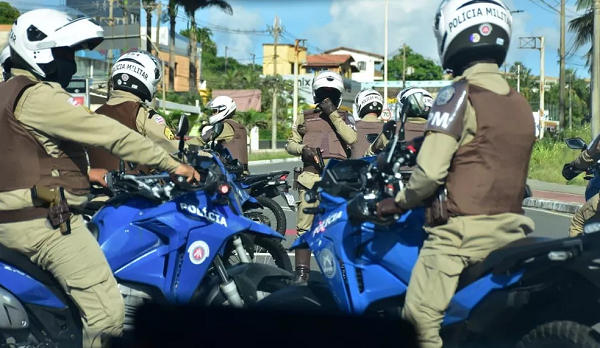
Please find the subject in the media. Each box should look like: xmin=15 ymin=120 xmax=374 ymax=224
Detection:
xmin=323 ymin=47 xmax=384 ymax=82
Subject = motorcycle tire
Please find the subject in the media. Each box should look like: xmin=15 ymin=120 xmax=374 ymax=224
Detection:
xmin=516 ymin=321 xmax=600 ymax=348
xmin=224 ymin=234 xmax=293 ymax=274
xmin=245 ymin=196 xmax=287 ymax=236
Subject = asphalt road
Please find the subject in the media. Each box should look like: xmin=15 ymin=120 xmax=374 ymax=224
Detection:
xmin=248 ymin=160 xmax=574 ymax=270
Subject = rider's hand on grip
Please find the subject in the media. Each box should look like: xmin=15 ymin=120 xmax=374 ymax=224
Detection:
xmin=376 ymin=197 xmax=404 ymax=218
xmin=174 ymin=164 xmax=200 ymax=183
xmin=562 ymin=162 xmax=582 ymax=181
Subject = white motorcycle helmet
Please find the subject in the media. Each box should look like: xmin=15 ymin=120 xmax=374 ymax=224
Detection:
xmin=353 ymin=89 xmax=384 ymax=120
xmin=207 ymin=96 xmax=236 ymax=125
xmin=312 ymin=71 xmax=344 ymax=108
xmin=9 ymin=9 xmax=104 ymax=87
xmin=434 ymin=0 xmax=512 ymax=72
xmin=1 ymin=45 xmax=11 ymax=80
xmin=112 ymin=50 xmax=162 ymax=102
xmin=397 ymin=87 xmax=433 ymax=119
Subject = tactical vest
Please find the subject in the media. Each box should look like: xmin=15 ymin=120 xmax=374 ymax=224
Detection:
xmin=0 ymin=76 xmax=90 ymax=222
xmin=403 ymin=119 xmax=426 ymax=142
xmin=302 ymin=109 xmax=353 ymax=172
xmin=222 ymin=119 xmax=248 ymax=169
xmin=86 ymin=101 xmax=151 ymax=174
xmin=445 ymin=84 xmax=535 ymax=216
xmin=351 ymin=119 xmax=382 ymax=159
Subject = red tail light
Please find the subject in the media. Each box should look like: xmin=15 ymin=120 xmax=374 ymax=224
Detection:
xmin=280 ymin=174 xmax=288 ymax=181
xmin=218 ymin=183 xmax=230 ymax=195
xmin=407 ymin=145 xmax=416 ymax=153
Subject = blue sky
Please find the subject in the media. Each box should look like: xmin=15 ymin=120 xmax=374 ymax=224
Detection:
xmin=10 ymin=0 xmax=591 ymax=79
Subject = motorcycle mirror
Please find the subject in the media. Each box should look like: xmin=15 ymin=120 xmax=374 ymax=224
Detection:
xmin=176 ymin=115 xmax=190 ymax=160
xmin=366 ymin=133 xmax=379 ymax=144
xmin=565 ymin=137 xmax=587 ymax=150
xmin=119 ymin=160 xmax=125 ymax=173
xmin=398 ymin=101 xmax=410 ymax=141
xmin=382 ymin=120 xmax=397 ymax=137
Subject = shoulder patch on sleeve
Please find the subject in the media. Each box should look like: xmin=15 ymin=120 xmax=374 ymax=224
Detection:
xmin=153 ymin=115 xmax=166 ymax=125
xmin=424 ymin=80 xmax=469 ymax=139
xmin=164 ymin=126 xmax=175 ymax=140
xmin=67 ymin=97 xmax=81 ymax=107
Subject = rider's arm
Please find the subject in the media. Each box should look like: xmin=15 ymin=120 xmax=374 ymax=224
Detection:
xmin=573 ymin=134 xmax=600 ymax=170
xmin=16 ymin=82 xmax=180 ymax=173
xmin=330 ymin=110 xmax=357 ymax=145
xmin=394 ymin=132 xmax=458 ymax=210
xmin=137 ymin=107 xmax=180 ymax=154
xmin=365 ymin=134 xmax=389 ymax=157
xmin=212 ymin=122 xmax=235 ymax=143
xmin=286 ymin=112 xmax=306 ymax=156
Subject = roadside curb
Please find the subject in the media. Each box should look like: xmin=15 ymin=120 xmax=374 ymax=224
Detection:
xmin=248 ymin=158 xmax=299 ymax=166
xmin=523 ymin=197 xmax=582 ymax=214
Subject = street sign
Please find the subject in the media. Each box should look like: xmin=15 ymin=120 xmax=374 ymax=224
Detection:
xmin=381 ymin=109 xmax=392 ymax=121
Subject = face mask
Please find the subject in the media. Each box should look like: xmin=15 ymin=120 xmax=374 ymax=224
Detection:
xmin=47 ymin=59 xmax=77 ymax=88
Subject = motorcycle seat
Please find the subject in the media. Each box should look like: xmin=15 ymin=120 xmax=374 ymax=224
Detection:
xmin=456 ymin=236 xmax=581 ymax=291
xmin=240 ymin=171 xmax=289 ymax=185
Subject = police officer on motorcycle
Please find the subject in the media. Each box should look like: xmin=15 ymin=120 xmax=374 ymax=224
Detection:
xmin=376 ymin=1 xmax=536 ymax=347
xmin=351 ymin=89 xmax=384 ymax=159
xmin=0 ymin=9 xmax=199 ymax=348
xmin=286 ymin=71 xmax=357 ymax=283
xmin=366 ymin=87 xmax=434 ymax=156
xmin=563 ymin=139 xmax=600 ymax=236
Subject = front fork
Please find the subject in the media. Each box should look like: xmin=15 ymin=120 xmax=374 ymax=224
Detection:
xmin=214 ymin=234 xmax=252 ymax=308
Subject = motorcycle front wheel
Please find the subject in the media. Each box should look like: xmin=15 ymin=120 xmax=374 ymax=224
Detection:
xmin=244 ymin=196 xmax=287 ymax=236
xmin=223 ymin=234 xmax=293 ymax=273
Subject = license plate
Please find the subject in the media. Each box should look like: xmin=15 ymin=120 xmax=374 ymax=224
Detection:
xmin=283 ymin=192 xmax=296 ymax=207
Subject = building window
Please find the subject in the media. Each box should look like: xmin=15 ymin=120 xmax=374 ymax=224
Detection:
xmin=290 ymin=63 xmax=294 ymax=73
xmin=306 ymin=67 xmax=327 ymax=73
xmin=356 ymin=61 xmax=366 ymax=71
xmin=175 ymin=62 xmax=178 ymax=76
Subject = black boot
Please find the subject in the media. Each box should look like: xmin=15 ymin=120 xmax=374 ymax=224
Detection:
xmin=294 ymin=248 xmax=311 ymax=284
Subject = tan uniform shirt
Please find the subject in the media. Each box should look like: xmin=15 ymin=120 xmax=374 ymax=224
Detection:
xmin=0 ymin=69 xmax=180 ymax=210
xmin=286 ymin=109 xmax=357 ymax=189
xmin=105 ymin=90 xmax=180 ymax=154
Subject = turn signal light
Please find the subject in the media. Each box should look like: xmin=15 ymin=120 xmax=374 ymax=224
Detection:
xmin=218 ymin=183 xmax=230 ymax=195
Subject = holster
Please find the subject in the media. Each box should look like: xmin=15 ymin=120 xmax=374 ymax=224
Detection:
xmin=31 ymin=186 xmax=72 ymax=235
xmin=293 ymin=167 xmax=302 ymax=190
xmin=424 ymin=186 xmax=449 ymax=227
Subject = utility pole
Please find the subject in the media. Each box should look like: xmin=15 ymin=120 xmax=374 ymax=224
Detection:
xmin=402 ymin=44 xmax=406 ymax=89
xmin=198 ymin=44 xmax=203 ymax=86
xmin=519 ymin=37 xmax=545 ymax=139
xmin=383 ymin=0 xmax=389 ymax=105
xmin=225 ymin=46 xmax=228 ymax=73
xmin=559 ymin=0 xmax=566 ymax=129
xmin=269 ymin=16 xmax=282 ymax=150
xmin=293 ymin=39 xmax=306 ymax=127
xmin=155 ymin=2 xmax=161 ymax=53
xmin=592 ymin=0 xmax=600 ymax=137
xmin=517 ymin=63 xmax=521 ymax=93
xmin=154 ymin=2 xmax=164 ymax=113
xmin=251 ymin=53 xmax=255 ymax=71
xmin=106 ymin=0 xmax=115 ymax=99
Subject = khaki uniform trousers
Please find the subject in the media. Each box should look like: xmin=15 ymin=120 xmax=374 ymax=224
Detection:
xmin=296 ymin=185 xmax=319 ymax=237
xmin=401 ymin=213 xmax=533 ymax=348
xmin=0 ymin=215 xmax=124 ymax=348
xmin=569 ymin=193 xmax=599 ymax=237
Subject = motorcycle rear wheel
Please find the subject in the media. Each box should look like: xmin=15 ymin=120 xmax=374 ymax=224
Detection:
xmin=244 ymin=196 xmax=287 ymax=236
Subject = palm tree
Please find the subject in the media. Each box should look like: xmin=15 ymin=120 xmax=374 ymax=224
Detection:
xmin=178 ymin=0 xmax=233 ymax=92
xmin=142 ymin=0 xmax=155 ymax=53
xmin=568 ymin=0 xmax=593 ymax=69
xmin=221 ymin=69 xmax=242 ymax=89
xmin=168 ymin=0 xmax=178 ymax=91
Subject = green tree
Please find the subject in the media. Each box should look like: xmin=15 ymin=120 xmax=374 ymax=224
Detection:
xmin=386 ymin=46 xmax=443 ymax=81
xmin=568 ymin=0 xmax=593 ymax=69
xmin=506 ymin=62 xmax=537 ymax=101
xmin=178 ymin=0 xmax=232 ymax=93
xmin=0 ymin=2 xmax=19 ymax=25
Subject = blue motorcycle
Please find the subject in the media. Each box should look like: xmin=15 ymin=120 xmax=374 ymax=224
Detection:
xmin=0 ymin=116 xmax=293 ymax=347
xmin=260 ymin=124 xmax=600 ymax=347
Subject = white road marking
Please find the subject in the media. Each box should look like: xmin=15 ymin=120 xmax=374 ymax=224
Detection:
xmin=524 ymin=207 xmax=574 ymax=218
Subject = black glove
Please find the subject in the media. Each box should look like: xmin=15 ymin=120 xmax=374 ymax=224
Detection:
xmin=562 ymin=162 xmax=582 ymax=181
xmin=301 ymin=146 xmax=319 ymax=164
xmin=316 ymin=98 xmax=337 ymax=117
xmin=377 ymin=198 xmax=404 ymax=218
